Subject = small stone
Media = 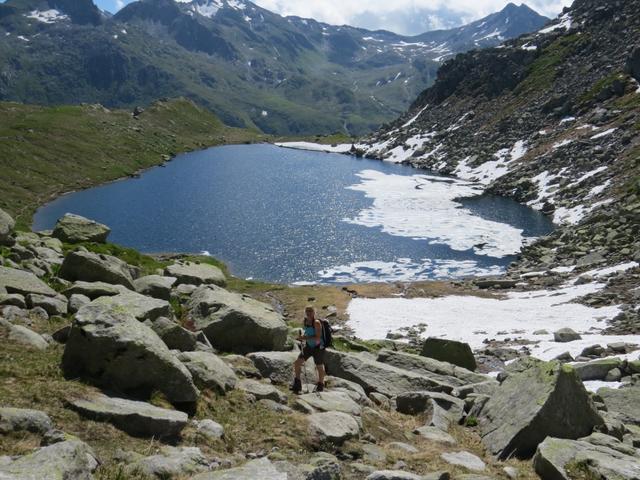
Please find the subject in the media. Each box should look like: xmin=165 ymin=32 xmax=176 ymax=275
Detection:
xmin=553 ymin=328 xmax=581 ymax=343
xmin=440 ymin=451 xmax=486 ymax=471
xmin=193 ymin=419 xmax=224 ymax=440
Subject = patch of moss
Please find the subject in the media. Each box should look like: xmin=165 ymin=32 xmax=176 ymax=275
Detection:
xmin=565 ymin=460 xmax=601 ymax=480
xmin=63 ymin=242 xmax=169 ymax=277
xmin=578 ymin=72 xmax=628 ymax=105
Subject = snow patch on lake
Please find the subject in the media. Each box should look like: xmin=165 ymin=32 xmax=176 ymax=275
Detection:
xmin=347 ymin=281 xmax=638 ymax=363
xmin=344 ymin=170 xmax=528 ymax=258
xmin=275 ymin=142 xmax=353 ymax=154
xmin=318 ymin=258 xmax=504 ymax=284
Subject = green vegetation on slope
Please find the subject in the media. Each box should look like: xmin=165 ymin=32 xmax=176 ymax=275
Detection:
xmin=0 ymin=98 xmax=265 ymax=228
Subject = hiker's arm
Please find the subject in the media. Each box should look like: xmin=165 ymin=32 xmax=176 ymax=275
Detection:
xmin=314 ymin=321 xmax=322 ymax=344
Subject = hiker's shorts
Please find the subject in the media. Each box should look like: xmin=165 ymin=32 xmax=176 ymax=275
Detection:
xmin=300 ymin=345 xmax=325 ymax=365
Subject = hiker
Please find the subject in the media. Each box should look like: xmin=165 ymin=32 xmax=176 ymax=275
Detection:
xmin=291 ymin=306 xmax=326 ymax=394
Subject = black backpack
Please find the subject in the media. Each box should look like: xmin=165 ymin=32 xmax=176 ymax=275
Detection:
xmin=320 ymin=318 xmax=333 ymax=349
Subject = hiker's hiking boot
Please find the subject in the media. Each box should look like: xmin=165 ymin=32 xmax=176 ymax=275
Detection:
xmin=291 ymin=378 xmax=302 ymax=394
xmin=315 ymin=382 xmax=324 ymax=392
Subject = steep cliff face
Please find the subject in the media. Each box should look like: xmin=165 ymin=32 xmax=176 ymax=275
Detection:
xmin=358 ymin=0 xmax=640 ymax=324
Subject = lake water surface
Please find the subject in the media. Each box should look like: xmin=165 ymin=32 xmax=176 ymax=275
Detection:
xmin=33 ymin=144 xmax=554 ymax=284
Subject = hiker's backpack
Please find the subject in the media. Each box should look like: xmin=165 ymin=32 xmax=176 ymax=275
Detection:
xmin=320 ymin=318 xmax=333 ymax=349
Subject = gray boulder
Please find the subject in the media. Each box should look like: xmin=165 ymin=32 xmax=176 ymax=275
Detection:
xmin=377 ymin=349 xmax=489 ymax=386
xmin=440 ymin=451 xmax=486 ymax=472
xmin=479 ymin=358 xmax=603 ymax=459
xmin=574 ymin=358 xmax=622 ymax=381
xmin=68 ymin=293 xmax=91 ymax=314
xmin=248 ymin=351 xmax=316 ymax=384
xmin=237 ymin=379 xmax=287 ymax=403
xmin=296 ymin=391 xmax=362 ymax=416
xmin=396 ymin=390 xmax=464 ymax=416
xmin=534 ymin=435 xmax=640 ymax=480
xmin=554 ymin=328 xmax=581 ymax=343
xmin=308 ymin=411 xmax=360 ymax=446
xmin=0 ymin=407 xmax=53 ymax=434
xmin=52 ymin=214 xmax=110 ymax=243
xmin=187 ymin=286 xmax=288 ymax=353
xmin=90 ymin=289 xmax=171 ymax=321
xmin=324 ymin=350 xmax=452 ymax=397
xmin=0 ymin=319 xmax=49 ymax=350
xmin=421 ymin=338 xmax=477 ymax=371
xmin=59 ymin=250 xmax=135 ymax=289
xmin=67 ymin=392 xmax=188 ymax=438
xmin=62 ymin=303 xmax=199 ymax=404
xmin=414 ymin=426 xmax=457 ymax=445
xmin=63 ymin=281 xmax=126 ymax=299
xmin=26 ymin=293 xmax=68 ymax=316
xmin=0 ymin=208 xmax=15 ymax=246
xmin=0 ymin=439 xmax=98 ymax=480
xmin=134 ymin=275 xmax=176 ymax=300
xmin=598 ymin=386 xmax=640 ymax=426
xmin=176 ymin=351 xmax=237 ymax=394
xmin=123 ymin=446 xmax=210 ymax=478
xmin=0 ymin=293 xmax=26 ymax=308
xmin=193 ymin=419 xmax=224 ymax=440
xmin=191 ymin=457 xmax=286 ymax=480
xmin=150 ymin=316 xmax=199 ymax=351
xmin=165 ymin=262 xmax=226 ymax=287
xmin=0 ymin=266 xmax=57 ymax=296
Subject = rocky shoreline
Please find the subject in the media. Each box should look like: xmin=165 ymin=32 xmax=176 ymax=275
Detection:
xmin=1 ymin=204 xmax=639 ymax=479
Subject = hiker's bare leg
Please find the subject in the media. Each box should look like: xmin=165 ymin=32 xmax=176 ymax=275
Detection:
xmin=317 ymin=364 xmax=325 ymax=385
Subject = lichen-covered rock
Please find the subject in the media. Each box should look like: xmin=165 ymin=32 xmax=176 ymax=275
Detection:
xmin=573 ymin=358 xmax=622 ymax=381
xmin=165 ymin=262 xmax=226 ymax=287
xmin=176 ymin=351 xmax=237 ymax=394
xmin=150 ymin=316 xmax=199 ymax=352
xmin=187 ymin=286 xmax=287 ymax=353
xmin=193 ymin=419 xmax=224 ymax=440
xmin=440 ymin=451 xmax=486 ymax=472
xmin=59 ymin=250 xmax=136 ymax=289
xmin=191 ymin=457 xmax=286 ymax=480
xmin=534 ymin=434 xmax=640 ymax=480
xmin=237 ymin=379 xmax=286 ymax=403
xmin=247 ymin=351 xmax=316 ymax=384
xmin=68 ymin=293 xmax=91 ymax=314
xmin=296 ymin=391 xmax=362 ymax=416
xmin=134 ymin=275 xmax=176 ymax=301
xmin=123 ymin=446 xmax=210 ymax=479
xmin=553 ymin=328 xmax=581 ymax=343
xmin=479 ymin=358 xmax=603 ymax=459
xmin=0 ymin=407 xmax=53 ymax=434
xmin=421 ymin=338 xmax=477 ymax=371
xmin=90 ymin=289 xmax=171 ymax=322
xmin=62 ymin=303 xmax=199 ymax=404
xmin=66 ymin=393 xmax=188 ymax=438
xmin=26 ymin=293 xmax=68 ymax=316
xmin=0 ymin=208 xmax=15 ymax=246
xmin=0 ymin=266 xmax=57 ymax=296
xmin=52 ymin=213 xmax=110 ymax=243
xmin=0 ymin=319 xmax=49 ymax=350
xmin=0 ymin=439 xmax=99 ymax=480
xmin=597 ymin=385 xmax=640 ymax=426
xmin=63 ymin=281 xmax=126 ymax=299
xmin=308 ymin=411 xmax=360 ymax=446
xmin=0 ymin=293 xmax=26 ymax=309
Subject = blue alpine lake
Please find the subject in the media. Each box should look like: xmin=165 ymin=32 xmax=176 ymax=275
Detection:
xmin=33 ymin=144 xmax=554 ymax=284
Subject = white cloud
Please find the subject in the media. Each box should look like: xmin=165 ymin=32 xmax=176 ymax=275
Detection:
xmin=253 ymin=0 xmax=572 ymax=34
xmin=115 ymin=0 xmax=125 ymax=8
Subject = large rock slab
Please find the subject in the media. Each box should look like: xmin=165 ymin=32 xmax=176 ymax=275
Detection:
xmin=237 ymin=379 xmax=287 ymax=403
xmin=62 ymin=303 xmax=198 ymax=404
xmin=479 ymin=358 xmax=603 ymax=459
xmin=59 ymin=250 xmax=135 ymax=289
xmin=134 ymin=275 xmax=176 ymax=301
xmin=324 ymin=350 xmax=452 ymax=397
xmin=573 ymin=358 xmax=622 ymax=381
xmin=176 ymin=351 xmax=237 ymax=394
xmin=150 ymin=316 xmax=199 ymax=352
xmin=123 ymin=446 xmax=210 ymax=479
xmin=308 ymin=411 xmax=360 ymax=446
xmin=191 ymin=457 xmax=286 ymax=480
xmin=534 ymin=435 xmax=640 ymax=480
xmin=597 ymin=386 xmax=640 ymax=426
xmin=165 ymin=262 xmax=226 ymax=287
xmin=247 ymin=351 xmax=316 ymax=385
xmin=441 ymin=451 xmax=486 ymax=472
xmin=377 ymin=349 xmax=490 ymax=386
xmin=63 ymin=280 xmax=126 ymax=299
xmin=396 ymin=391 xmax=465 ymax=431
xmin=0 ymin=439 xmax=99 ymax=480
xmin=421 ymin=338 xmax=477 ymax=371
xmin=0 ymin=266 xmax=56 ymax=296
xmin=0 ymin=407 xmax=53 ymax=434
xmin=67 ymin=392 xmax=188 ymax=438
xmin=0 ymin=208 xmax=15 ymax=245
xmin=187 ymin=286 xmax=287 ymax=353
xmin=296 ymin=391 xmax=362 ymax=416
xmin=26 ymin=293 xmax=68 ymax=316
xmin=90 ymin=289 xmax=171 ymax=322
xmin=52 ymin=213 xmax=110 ymax=243
xmin=0 ymin=319 xmax=49 ymax=350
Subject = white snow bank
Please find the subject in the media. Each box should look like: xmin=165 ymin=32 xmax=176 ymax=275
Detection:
xmin=26 ymin=9 xmax=68 ymax=23
xmin=455 ymin=140 xmax=527 ymax=186
xmin=344 ymin=170 xmax=528 ymax=258
xmin=577 ymin=262 xmax=639 ymax=281
xmin=318 ymin=258 xmax=504 ymax=284
xmin=583 ymin=380 xmax=623 ymax=393
xmin=402 ymin=105 xmax=429 ymax=128
xmin=539 ymin=13 xmax=572 ymax=34
xmin=275 ymin=142 xmax=353 ymax=154
xmin=591 ymin=128 xmax=617 ymax=140
xmin=346 ymin=282 xmax=638 ymax=362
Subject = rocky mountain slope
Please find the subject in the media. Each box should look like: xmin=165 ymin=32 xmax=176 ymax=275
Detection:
xmin=356 ymin=0 xmax=640 ymax=319
xmin=0 ymin=0 xmax=548 ymax=134
xmin=1 ymin=210 xmax=639 ymax=479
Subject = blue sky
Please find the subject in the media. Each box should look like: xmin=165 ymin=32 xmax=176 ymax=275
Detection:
xmin=82 ymin=1 xmax=572 ymax=35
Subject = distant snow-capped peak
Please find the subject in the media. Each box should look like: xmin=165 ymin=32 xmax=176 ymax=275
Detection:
xmin=175 ymin=0 xmax=247 ymax=19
